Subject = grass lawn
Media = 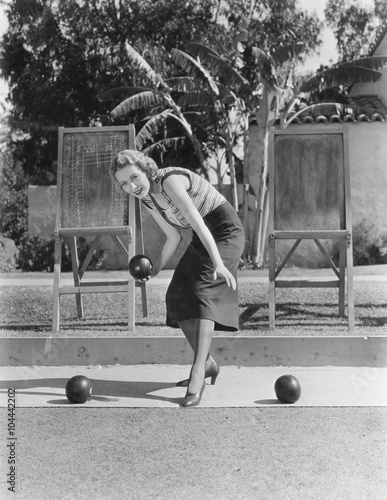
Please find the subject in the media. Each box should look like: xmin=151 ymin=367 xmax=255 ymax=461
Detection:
xmin=0 ymin=265 xmax=386 ymax=337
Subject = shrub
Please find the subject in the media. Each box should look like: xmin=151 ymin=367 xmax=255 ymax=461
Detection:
xmin=15 ymin=235 xmax=107 ymax=272
xmin=332 ymin=218 xmax=387 ymax=266
xmin=0 ymin=155 xmax=28 ymax=246
xmin=16 ymin=236 xmax=65 ymax=272
xmin=352 ymin=219 xmax=387 ymax=265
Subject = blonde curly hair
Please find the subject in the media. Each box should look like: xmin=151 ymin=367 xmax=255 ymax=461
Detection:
xmin=110 ymin=150 xmax=158 ymax=183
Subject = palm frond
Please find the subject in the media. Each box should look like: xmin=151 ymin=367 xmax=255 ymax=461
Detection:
xmin=184 ymin=43 xmax=222 ymax=59
xmin=300 ymin=67 xmax=382 ymax=92
xmin=251 ymin=47 xmax=271 ymax=64
xmin=272 ymin=42 xmax=304 ymax=66
xmin=97 ymin=86 xmax=152 ymax=102
xmin=336 ymin=55 xmax=387 ymax=71
xmin=164 ymin=77 xmax=198 ymax=92
xmin=177 ymin=92 xmax=215 ymax=108
xmin=205 ymin=53 xmax=251 ymax=97
xmin=124 ymin=42 xmax=168 ymax=90
xmin=182 ymin=43 xmax=251 ymax=97
xmin=141 ymin=137 xmax=187 ymax=155
xmin=111 ymin=91 xmax=166 ymax=118
xmin=135 ymin=110 xmax=174 ymax=148
xmin=136 ymin=109 xmax=199 ymax=149
xmin=171 ymin=48 xmax=219 ymax=95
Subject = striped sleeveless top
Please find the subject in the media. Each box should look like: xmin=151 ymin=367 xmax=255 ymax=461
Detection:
xmin=141 ymin=167 xmax=226 ymax=229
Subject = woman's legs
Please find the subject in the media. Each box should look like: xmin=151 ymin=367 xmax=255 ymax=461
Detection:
xmin=178 ymin=318 xmax=215 ymax=395
xmin=178 ymin=319 xmax=215 ymax=370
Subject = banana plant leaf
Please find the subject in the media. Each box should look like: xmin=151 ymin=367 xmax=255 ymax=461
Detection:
xmin=97 ymin=86 xmax=151 ymax=102
xmin=124 ymin=42 xmax=169 ymax=90
xmin=111 ymin=91 xmax=166 ymax=118
xmin=251 ymin=46 xmax=270 ymax=62
xmin=141 ymin=137 xmax=187 ymax=155
xmin=177 ymin=92 xmax=215 ymax=108
xmin=171 ymin=48 xmax=219 ymax=95
xmin=184 ymin=43 xmax=251 ymax=97
xmin=184 ymin=42 xmax=222 ymax=59
xmin=301 ymin=66 xmax=382 ymax=92
xmin=164 ymin=77 xmax=198 ymax=92
xmin=205 ymin=53 xmax=251 ymax=96
xmin=272 ymin=42 xmax=304 ymax=66
xmin=135 ymin=109 xmax=176 ymax=148
xmin=337 ymin=55 xmax=387 ymax=70
xmin=136 ymin=109 xmax=200 ymax=150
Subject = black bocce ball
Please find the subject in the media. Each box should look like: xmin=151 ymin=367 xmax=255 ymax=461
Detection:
xmin=129 ymin=254 xmax=153 ymax=281
xmin=274 ymin=374 xmax=301 ymax=404
xmin=65 ymin=375 xmax=92 ymax=404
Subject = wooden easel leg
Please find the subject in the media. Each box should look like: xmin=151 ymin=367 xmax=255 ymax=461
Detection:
xmin=135 ymin=198 xmax=148 ymax=317
xmin=269 ymin=234 xmax=276 ymax=331
xmin=140 ymin=282 xmax=148 ymax=317
xmin=68 ymin=236 xmax=83 ymax=319
xmin=338 ymin=239 xmax=346 ymax=317
xmin=127 ymin=226 xmax=135 ymax=332
xmin=128 ymin=278 xmax=135 ymax=332
xmin=346 ymin=234 xmax=355 ymax=332
xmin=52 ymin=235 xmax=62 ymax=332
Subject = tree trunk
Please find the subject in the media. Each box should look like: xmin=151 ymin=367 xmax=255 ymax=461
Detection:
xmin=250 ymin=86 xmax=272 ymax=266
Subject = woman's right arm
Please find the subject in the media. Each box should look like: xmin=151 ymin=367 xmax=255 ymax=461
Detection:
xmin=145 ymin=208 xmax=182 ymax=278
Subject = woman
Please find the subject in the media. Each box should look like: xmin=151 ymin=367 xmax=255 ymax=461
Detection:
xmin=111 ymin=150 xmax=245 ymax=407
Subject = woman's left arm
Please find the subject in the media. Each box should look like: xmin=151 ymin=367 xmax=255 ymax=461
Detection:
xmin=162 ymin=175 xmax=236 ymax=290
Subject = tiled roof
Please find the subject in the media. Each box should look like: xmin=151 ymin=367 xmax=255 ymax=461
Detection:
xmin=282 ymin=95 xmax=386 ymax=126
xmin=349 ymin=94 xmax=387 ymax=115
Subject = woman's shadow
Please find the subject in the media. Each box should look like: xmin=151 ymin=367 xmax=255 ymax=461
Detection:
xmin=0 ymin=378 xmax=183 ymax=406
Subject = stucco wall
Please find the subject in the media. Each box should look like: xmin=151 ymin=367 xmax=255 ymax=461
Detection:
xmin=349 ymin=121 xmax=387 ymax=231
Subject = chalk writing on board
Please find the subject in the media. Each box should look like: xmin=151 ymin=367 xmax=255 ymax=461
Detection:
xmin=61 ymin=132 xmax=129 ymax=228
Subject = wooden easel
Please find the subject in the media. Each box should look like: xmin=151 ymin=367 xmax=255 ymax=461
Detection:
xmin=52 ymin=125 xmax=148 ymax=332
xmin=268 ymin=124 xmax=354 ymax=331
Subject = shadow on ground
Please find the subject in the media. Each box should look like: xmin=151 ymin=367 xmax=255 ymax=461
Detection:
xmin=0 ymin=378 xmax=181 ymax=406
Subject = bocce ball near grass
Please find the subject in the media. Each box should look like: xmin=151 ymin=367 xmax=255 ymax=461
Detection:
xmin=65 ymin=375 xmax=92 ymax=404
xmin=129 ymin=254 xmax=153 ymax=281
xmin=275 ymin=374 xmax=301 ymax=404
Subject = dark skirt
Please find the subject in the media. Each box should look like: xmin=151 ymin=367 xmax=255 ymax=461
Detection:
xmin=166 ymin=201 xmax=245 ymax=331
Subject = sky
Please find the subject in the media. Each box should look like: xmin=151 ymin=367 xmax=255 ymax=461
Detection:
xmin=298 ymin=0 xmax=339 ymax=71
xmin=0 ymin=0 xmax=376 ymax=110
xmin=0 ymin=5 xmax=8 ymax=110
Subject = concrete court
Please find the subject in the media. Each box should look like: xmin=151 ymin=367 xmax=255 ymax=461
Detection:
xmin=1 ymin=365 xmax=387 ymax=500
xmin=1 ymin=364 xmax=386 ymax=408
xmin=1 ymin=271 xmax=386 ymax=499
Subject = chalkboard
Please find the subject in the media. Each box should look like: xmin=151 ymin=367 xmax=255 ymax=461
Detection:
xmin=56 ymin=126 xmax=134 ymax=229
xmin=268 ymin=124 xmax=354 ymax=332
xmin=52 ymin=124 xmax=148 ymax=333
xmin=273 ymin=132 xmax=345 ymax=230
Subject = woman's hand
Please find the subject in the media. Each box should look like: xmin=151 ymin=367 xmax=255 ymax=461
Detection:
xmin=135 ymin=274 xmax=151 ymax=284
xmin=213 ymin=263 xmax=236 ymax=290
xmin=135 ymin=261 xmax=160 ymax=283
xmin=150 ymin=263 xmax=161 ymax=280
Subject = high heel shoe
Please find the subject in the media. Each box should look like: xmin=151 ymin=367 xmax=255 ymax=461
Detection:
xmin=176 ymin=361 xmax=220 ymax=387
xmin=181 ymin=380 xmax=206 ymax=407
